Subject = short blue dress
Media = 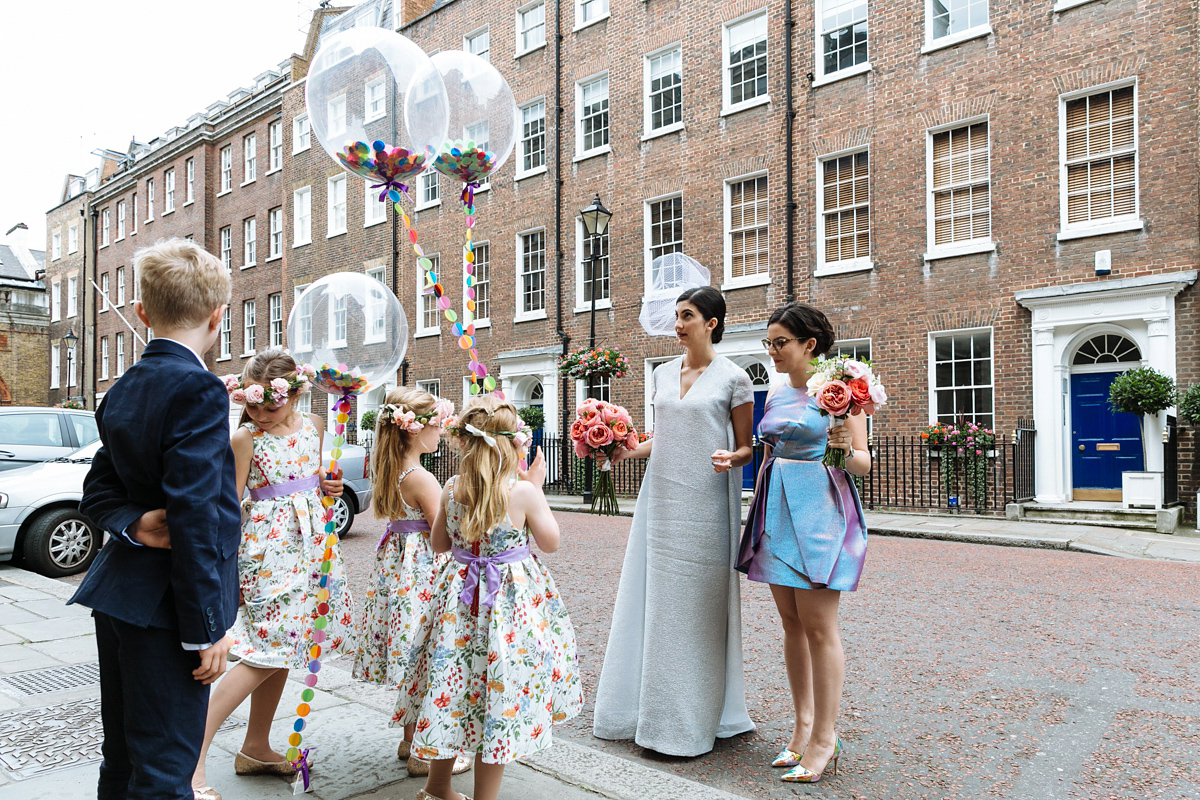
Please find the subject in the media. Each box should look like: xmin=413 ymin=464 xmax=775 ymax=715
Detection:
xmin=736 ymin=382 xmax=868 ymax=591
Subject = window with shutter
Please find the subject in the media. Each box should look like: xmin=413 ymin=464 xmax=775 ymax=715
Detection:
xmin=1064 ymin=86 xmax=1137 ymax=225
xmin=820 ymin=151 xmax=870 ymax=268
xmin=728 ymin=176 xmax=769 ymax=280
xmin=931 ymin=121 xmax=990 ymax=247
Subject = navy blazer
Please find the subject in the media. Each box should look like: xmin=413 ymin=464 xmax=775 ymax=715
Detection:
xmin=70 ymin=338 xmax=240 ymax=645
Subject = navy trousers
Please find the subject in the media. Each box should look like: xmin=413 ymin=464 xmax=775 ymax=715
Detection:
xmin=94 ymin=612 xmax=209 ymax=800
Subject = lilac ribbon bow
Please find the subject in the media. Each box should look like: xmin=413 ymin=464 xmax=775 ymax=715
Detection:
xmin=460 ymin=182 xmax=480 ymax=209
xmin=371 ymin=180 xmax=411 ymax=204
xmin=452 ymin=545 xmax=530 ymax=608
xmin=291 ymin=749 xmax=312 ymax=792
xmin=247 ymin=474 xmax=320 ymax=502
xmin=377 ymin=518 xmax=430 ymax=551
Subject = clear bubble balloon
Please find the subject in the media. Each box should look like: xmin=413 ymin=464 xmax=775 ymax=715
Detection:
xmin=639 ymin=253 xmax=712 ymax=336
xmin=428 ymin=50 xmax=518 ymax=187
xmin=306 ymin=28 xmax=447 ymax=193
xmin=286 ymin=273 xmax=409 ymax=396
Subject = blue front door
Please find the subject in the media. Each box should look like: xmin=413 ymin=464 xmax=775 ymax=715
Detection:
xmin=743 ymin=389 xmax=769 ymax=490
xmin=1071 ymin=371 xmax=1144 ymax=490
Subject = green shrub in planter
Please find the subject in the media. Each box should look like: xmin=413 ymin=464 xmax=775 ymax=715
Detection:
xmin=1178 ymin=384 xmax=1200 ymax=427
xmin=359 ymin=410 xmax=378 ymax=432
xmin=1108 ymin=367 xmax=1175 ymax=417
xmin=517 ymin=406 xmax=545 ymax=431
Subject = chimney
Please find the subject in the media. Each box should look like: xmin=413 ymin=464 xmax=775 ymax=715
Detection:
xmin=3 ymin=223 xmax=39 ymax=277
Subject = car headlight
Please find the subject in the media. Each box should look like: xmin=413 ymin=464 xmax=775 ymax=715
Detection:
xmin=0 ymin=493 xmax=7 ymax=509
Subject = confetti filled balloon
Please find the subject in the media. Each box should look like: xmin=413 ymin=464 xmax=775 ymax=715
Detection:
xmin=306 ymin=28 xmax=447 ymax=195
xmin=428 ymin=50 xmax=518 ymax=188
xmin=286 ymin=272 xmax=408 ymax=396
xmin=639 ymin=253 xmax=712 ymax=336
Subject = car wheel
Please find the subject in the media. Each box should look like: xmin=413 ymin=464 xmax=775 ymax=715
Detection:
xmin=331 ymin=495 xmax=355 ymax=538
xmin=22 ymin=508 xmax=100 ymax=577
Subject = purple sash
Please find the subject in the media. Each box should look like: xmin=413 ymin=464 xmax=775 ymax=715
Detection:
xmin=452 ymin=545 xmax=531 ymax=608
xmin=378 ymin=518 xmax=430 ymax=551
xmin=247 ymin=474 xmax=320 ymax=502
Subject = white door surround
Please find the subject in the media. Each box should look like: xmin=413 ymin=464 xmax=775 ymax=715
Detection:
xmin=1015 ymin=271 xmax=1197 ymax=504
xmin=495 ymin=345 xmax=562 ymax=436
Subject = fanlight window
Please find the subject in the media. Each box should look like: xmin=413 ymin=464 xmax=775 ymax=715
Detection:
xmin=1072 ymin=334 xmax=1141 ymax=365
xmin=745 ymin=362 xmax=771 ymax=386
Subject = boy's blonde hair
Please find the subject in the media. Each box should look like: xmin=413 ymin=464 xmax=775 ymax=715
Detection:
xmin=135 ymin=238 xmax=230 ymax=329
xmin=451 ymin=395 xmax=522 ymax=543
xmin=237 ymin=348 xmax=303 ymax=427
xmin=372 ymin=386 xmax=438 ymax=520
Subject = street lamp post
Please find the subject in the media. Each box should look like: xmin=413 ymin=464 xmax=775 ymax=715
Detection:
xmin=62 ymin=329 xmax=78 ymax=405
xmin=579 ymin=194 xmax=612 ymax=504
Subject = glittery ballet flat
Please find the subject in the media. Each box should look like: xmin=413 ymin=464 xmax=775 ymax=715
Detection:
xmin=397 ymin=739 xmax=412 ymax=759
xmin=771 ymin=748 xmax=803 ymax=768
xmin=781 ymin=737 xmax=842 ymax=783
xmin=233 ymin=750 xmax=298 ymax=776
xmin=193 ymin=787 xmax=222 ymax=800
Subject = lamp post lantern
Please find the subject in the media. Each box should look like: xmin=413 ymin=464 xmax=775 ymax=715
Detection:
xmin=62 ymin=329 xmax=78 ymax=404
xmin=579 ymin=194 xmax=612 ymax=504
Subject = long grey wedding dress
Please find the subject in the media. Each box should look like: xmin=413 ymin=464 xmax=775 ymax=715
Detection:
xmin=592 ymin=354 xmax=755 ymax=756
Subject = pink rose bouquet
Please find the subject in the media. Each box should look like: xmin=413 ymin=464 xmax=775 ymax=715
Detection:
xmin=806 ymin=356 xmax=888 ymax=468
xmin=569 ymin=398 xmax=640 ymax=515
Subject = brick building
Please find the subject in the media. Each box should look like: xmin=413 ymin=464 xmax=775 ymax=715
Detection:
xmin=69 ymin=0 xmax=1200 ymax=514
xmin=0 ymin=225 xmax=48 ymax=407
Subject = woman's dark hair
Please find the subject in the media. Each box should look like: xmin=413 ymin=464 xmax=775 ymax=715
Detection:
xmin=768 ymin=303 xmax=835 ymax=356
xmin=676 ymin=286 xmax=727 ymax=344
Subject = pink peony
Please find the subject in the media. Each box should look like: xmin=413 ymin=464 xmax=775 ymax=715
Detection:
xmin=600 ymin=404 xmax=621 ymax=424
xmin=244 ymin=384 xmax=265 ymax=404
xmin=624 ymin=432 xmax=639 ymax=451
xmin=570 ymin=418 xmax=589 ymax=442
xmin=230 ymin=389 xmax=247 ymax=405
xmin=573 ymin=438 xmax=591 ymax=459
xmin=270 ymin=377 xmax=290 ymax=394
xmin=610 ymin=419 xmax=630 ymax=438
xmin=585 ymin=423 xmax=615 ymax=448
xmin=847 ymin=377 xmax=872 ymax=408
xmin=616 ymin=407 xmax=633 ymax=425
xmin=814 ymin=380 xmax=852 ymax=416
xmin=222 ymin=374 xmax=241 ymax=392
xmin=843 ymin=360 xmax=868 ymax=380
xmin=869 ymin=381 xmax=888 ymax=407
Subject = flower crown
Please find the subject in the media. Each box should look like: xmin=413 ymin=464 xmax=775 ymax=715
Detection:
xmin=445 ymin=414 xmax=532 ymax=450
xmin=223 ymin=365 xmax=314 ymax=406
xmin=378 ymin=398 xmax=455 ymax=434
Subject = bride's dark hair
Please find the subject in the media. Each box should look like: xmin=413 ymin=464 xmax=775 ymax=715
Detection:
xmin=676 ymin=286 xmax=727 ymax=344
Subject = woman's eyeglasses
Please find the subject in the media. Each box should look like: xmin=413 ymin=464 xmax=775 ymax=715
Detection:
xmin=761 ymin=337 xmax=798 ymax=352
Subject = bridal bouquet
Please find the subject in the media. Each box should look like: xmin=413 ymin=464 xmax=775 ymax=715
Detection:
xmin=569 ymin=398 xmax=639 ymax=515
xmin=806 ymin=357 xmax=888 ymax=468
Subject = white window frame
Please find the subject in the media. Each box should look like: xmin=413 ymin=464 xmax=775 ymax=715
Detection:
xmin=814 ymin=0 xmax=872 ymax=86
xmin=574 ymin=216 xmax=612 ymax=313
xmin=99 ymin=273 xmax=109 ymax=313
xmin=924 ymin=116 xmax=995 ymax=261
xmin=269 ymin=292 xmax=284 ymax=348
xmin=100 ymin=337 xmax=109 ymax=381
xmin=52 ymin=230 xmax=62 ymax=261
xmin=327 ymin=175 xmax=347 ymax=237
xmin=268 ymin=207 xmax=283 ymax=259
xmin=67 ymin=276 xmax=77 ymax=318
xmin=146 ymin=178 xmax=154 ymax=221
xmin=115 ymin=267 xmax=125 ymax=307
xmin=293 ymin=283 xmax=312 ymax=352
xmin=243 ymin=133 xmax=257 ymax=184
xmin=416 ymin=171 xmax=441 ymax=210
xmin=723 ymin=171 xmax=771 ymax=289
xmin=722 ymin=10 xmax=770 ymax=116
xmin=51 ymin=281 xmax=61 ymax=321
xmin=467 ymin=240 xmax=491 ymax=328
xmin=268 ymin=121 xmax=283 ymax=173
xmin=643 ymin=44 xmax=684 ymax=139
xmin=185 ymin=158 xmax=195 ymax=204
xmin=515 ymin=228 xmax=548 ymax=322
xmin=220 ymin=226 xmax=232 ymax=270
xmin=219 ymin=146 xmax=233 ymax=194
xmin=294 ymin=187 xmax=312 ymax=246
xmin=132 ymin=194 xmax=138 ymax=234
xmin=293 ymin=114 xmax=311 ymax=154
xmin=416 ymin=253 xmax=442 ymax=338
xmin=575 ymin=72 xmax=611 ymax=160
xmin=328 ymin=293 xmax=348 ymax=349
xmin=101 ymin=208 xmax=110 ymax=247
xmin=164 ymin=168 xmax=175 ymax=212
xmin=68 ymin=224 xmax=78 ymax=254
xmin=327 ymin=94 xmax=347 ymax=138
xmin=116 ymin=202 xmax=126 ymax=241
xmin=243 ymin=299 xmax=256 ymax=356
xmin=365 ymin=181 xmax=387 ymax=226
xmin=922 ymin=0 xmax=992 ymax=54
xmin=50 ymin=345 xmax=60 ymax=390
xmin=116 ymin=332 xmax=126 ymax=375
xmin=927 ymin=327 xmax=995 ymax=429
xmin=218 ymin=308 xmax=231 ymax=360
xmin=575 ymin=0 xmax=610 ymax=31
xmin=365 ymin=267 xmax=387 ymax=344
xmin=417 ymin=379 xmax=441 ymax=398
xmin=815 ymin=147 xmax=873 ymax=276
xmin=516 ymin=1 xmax=547 ymax=56
xmin=243 ymin=217 xmax=257 ymax=267
xmin=642 ymin=192 xmax=684 ymax=294
xmin=364 ymin=76 xmax=387 ymax=123
xmin=465 ymin=26 xmax=490 ymax=62
xmin=517 ymin=98 xmax=548 ymax=179
xmin=1057 ymin=79 xmax=1143 ymax=241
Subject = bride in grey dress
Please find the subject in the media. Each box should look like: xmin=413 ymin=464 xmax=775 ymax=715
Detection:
xmin=592 ymin=287 xmax=756 ymax=757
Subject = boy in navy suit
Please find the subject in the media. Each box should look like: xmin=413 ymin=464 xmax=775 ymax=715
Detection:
xmin=71 ymin=239 xmax=240 ymax=800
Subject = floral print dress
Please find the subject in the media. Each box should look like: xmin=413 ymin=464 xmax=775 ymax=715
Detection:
xmin=393 ymin=476 xmax=583 ymax=764
xmin=353 ymin=466 xmax=451 ymax=686
xmin=228 ymin=416 xmax=354 ymax=669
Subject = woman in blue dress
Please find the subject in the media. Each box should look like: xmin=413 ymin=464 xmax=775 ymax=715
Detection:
xmin=737 ymin=303 xmax=870 ymax=783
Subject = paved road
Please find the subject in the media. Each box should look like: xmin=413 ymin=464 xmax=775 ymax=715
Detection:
xmin=339 ymin=509 xmax=1200 ymax=800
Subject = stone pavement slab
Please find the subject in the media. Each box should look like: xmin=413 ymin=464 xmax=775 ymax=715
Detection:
xmin=3 ymin=616 xmax=94 ymax=643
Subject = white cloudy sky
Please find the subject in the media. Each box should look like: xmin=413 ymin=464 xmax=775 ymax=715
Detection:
xmin=1 ymin=0 xmax=319 ymax=251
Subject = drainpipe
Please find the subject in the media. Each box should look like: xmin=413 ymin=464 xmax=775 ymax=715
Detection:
xmin=89 ymin=206 xmax=99 ymax=404
xmin=554 ymin=0 xmax=571 ymax=488
xmin=784 ymin=0 xmax=797 ymax=302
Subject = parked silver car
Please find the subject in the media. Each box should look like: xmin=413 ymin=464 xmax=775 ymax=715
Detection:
xmin=0 ymin=439 xmax=371 ymax=578
xmin=0 ymin=406 xmax=99 ymax=472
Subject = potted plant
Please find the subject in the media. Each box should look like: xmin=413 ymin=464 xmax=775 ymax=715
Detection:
xmin=1176 ymin=383 xmax=1200 ymax=428
xmin=358 ymin=409 xmax=378 ymax=448
xmin=557 ymin=347 xmax=631 ymax=381
xmin=923 ymin=421 xmax=996 ymax=511
xmin=517 ymin=405 xmax=546 ymax=453
xmin=1108 ymin=367 xmax=1176 ymax=508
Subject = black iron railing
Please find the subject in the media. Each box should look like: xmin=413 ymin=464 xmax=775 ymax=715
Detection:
xmin=1164 ymin=414 xmax=1179 ymax=506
